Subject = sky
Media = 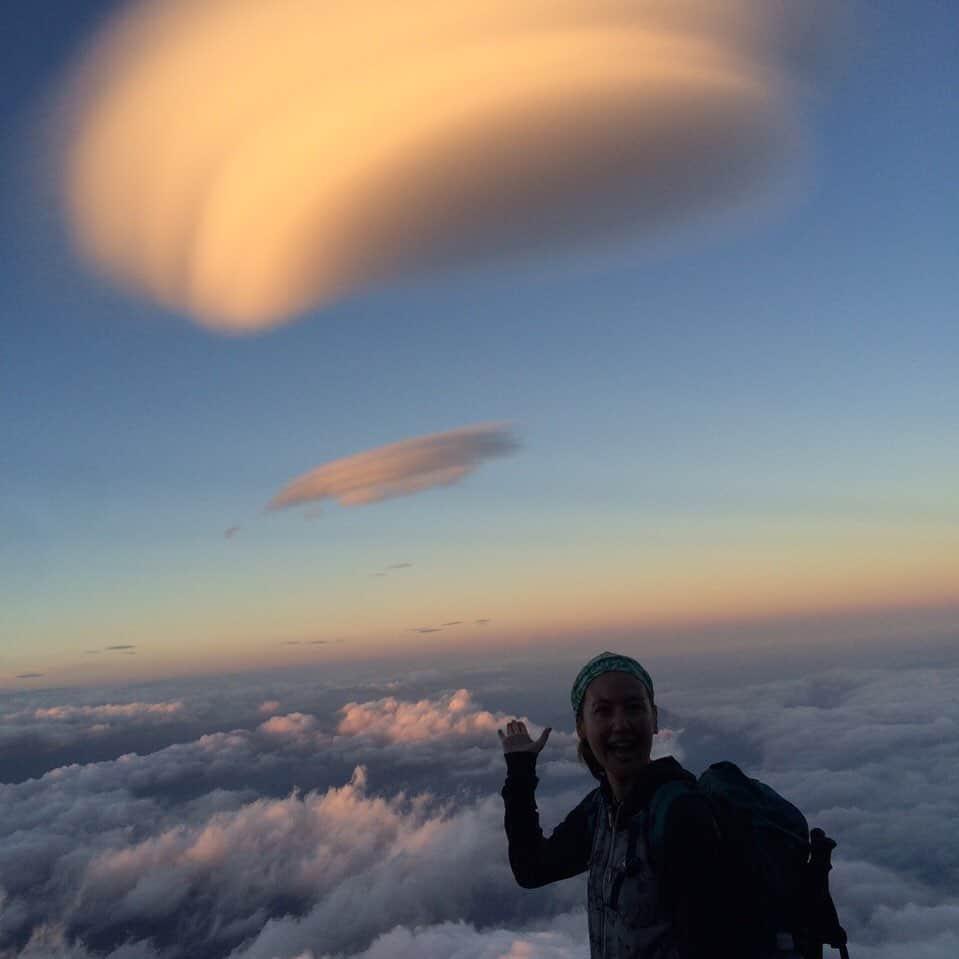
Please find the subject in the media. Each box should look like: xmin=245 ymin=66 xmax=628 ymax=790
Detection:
xmin=1 ymin=1 xmax=957 ymax=687
xmin=0 ymin=5 xmax=958 ymax=957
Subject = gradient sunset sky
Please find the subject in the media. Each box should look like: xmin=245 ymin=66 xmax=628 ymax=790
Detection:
xmin=2 ymin=1 xmax=956 ymax=688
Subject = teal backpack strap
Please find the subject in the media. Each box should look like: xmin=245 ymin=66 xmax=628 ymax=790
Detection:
xmin=646 ymin=780 xmax=695 ymax=874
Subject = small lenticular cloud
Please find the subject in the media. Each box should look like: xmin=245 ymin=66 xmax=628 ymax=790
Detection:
xmin=268 ymin=423 xmax=518 ymax=511
xmin=16 ymin=673 xmax=44 ymax=680
xmin=58 ymin=0 xmax=830 ymax=332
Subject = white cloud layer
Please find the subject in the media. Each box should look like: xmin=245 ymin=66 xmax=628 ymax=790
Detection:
xmin=59 ymin=0 xmax=828 ymax=331
xmin=310 ymin=911 xmax=588 ymax=959
xmin=664 ymin=665 xmax=959 ymax=893
xmin=337 ymin=688 xmax=500 ymax=743
xmin=2 ymin=660 xmax=958 ymax=958
xmin=0 ymin=699 xmax=188 ymax=755
xmin=267 ymin=424 xmax=518 ymax=510
xmin=27 ymin=701 xmax=184 ymax=723
xmin=1 ymin=756 xmax=584 ymax=959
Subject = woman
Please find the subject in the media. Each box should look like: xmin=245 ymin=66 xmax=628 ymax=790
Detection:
xmin=499 ymin=651 xmax=735 ymax=959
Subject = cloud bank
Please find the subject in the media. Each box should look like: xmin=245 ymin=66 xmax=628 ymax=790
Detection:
xmin=26 ymin=702 xmax=184 ymax=723
xmin=312 ymin=912 xmax=588 ymax=959
xmin=3 ymin=657 xmax=958 ymax=958
xmin=60 ymin=0 xmax=824 ymax=331
xmin=268 ymin=424 xmax=517 ymax=510
xmin=0 ymin=699 xmax=188 ymax=757
xmin=0 ymin=685 xmax=587 ymax=959
xmin=336 ymin=689 xmax=499 ymax=744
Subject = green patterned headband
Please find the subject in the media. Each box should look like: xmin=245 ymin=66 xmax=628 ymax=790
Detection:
xmin=571 ymin=651 xmax=655 ymax=716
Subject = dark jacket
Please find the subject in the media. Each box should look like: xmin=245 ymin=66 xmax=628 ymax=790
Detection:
xmin=502 ymin=753 xmax=736 ymax=959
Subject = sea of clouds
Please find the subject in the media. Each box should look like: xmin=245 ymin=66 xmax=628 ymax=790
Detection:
xmin=2 ymin=644 xmax=957 ymax=959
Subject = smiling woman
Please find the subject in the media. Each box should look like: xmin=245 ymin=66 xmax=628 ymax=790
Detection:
xmin=499 ymin=651 xmax=737 ymax=959
xmin=575 ymin=668 xmax=659 ymax=792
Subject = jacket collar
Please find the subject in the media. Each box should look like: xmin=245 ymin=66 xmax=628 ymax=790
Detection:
xmin=599 ymin=756 xmax=696 ymax=824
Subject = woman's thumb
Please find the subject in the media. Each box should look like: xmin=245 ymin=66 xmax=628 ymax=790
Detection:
xmin=535 ymin=727 xmax=552 ymax=751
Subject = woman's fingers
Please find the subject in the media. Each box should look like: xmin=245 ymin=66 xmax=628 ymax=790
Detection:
xmin=498 ymin=719 xmax=551 ymax=754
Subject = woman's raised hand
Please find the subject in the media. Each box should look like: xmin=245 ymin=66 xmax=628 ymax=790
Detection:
xmin=497 ymin=719 xmax=552 ymax=754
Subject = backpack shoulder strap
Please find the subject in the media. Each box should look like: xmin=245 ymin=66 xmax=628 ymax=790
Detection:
xmin=646 ymin=779 xmax=696 ymax=873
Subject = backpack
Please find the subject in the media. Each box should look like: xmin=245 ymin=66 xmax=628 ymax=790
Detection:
xmin=647 ymin=761 xmax=850 ymax=959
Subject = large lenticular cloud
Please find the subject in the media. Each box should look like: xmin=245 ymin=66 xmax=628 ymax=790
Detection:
xmin=61 ymin=0 xmax=817 ymax=332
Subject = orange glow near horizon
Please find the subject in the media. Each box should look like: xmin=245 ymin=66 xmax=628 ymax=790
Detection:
xmin=6 ymin=519 xmax=956 ymax=689
xmin=6 ymin=590 xmax=957 ymax=691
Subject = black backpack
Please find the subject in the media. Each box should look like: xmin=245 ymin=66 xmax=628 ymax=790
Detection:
xmin=648 ymin=761 xmax=850 ymax=959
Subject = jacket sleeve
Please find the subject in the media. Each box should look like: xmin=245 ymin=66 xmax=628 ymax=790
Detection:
xmin=501 ymin=751 xmax=592 ymax=888
xmin=659 ymin=792 xmax=737 ymax=959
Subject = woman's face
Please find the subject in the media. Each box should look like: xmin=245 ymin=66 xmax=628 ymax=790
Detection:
xmin=576 ymin=671 xmax=658 ymax=783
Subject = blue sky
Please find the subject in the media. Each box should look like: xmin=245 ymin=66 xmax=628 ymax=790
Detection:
xmin=1 ymin=1 xmax=957 ymax=685
xmin=0 ymin=9 xmax=957 ymax=957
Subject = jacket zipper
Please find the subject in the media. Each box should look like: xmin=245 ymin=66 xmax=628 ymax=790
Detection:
xmin=602 ymin=802 xmax=620 ymax=957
